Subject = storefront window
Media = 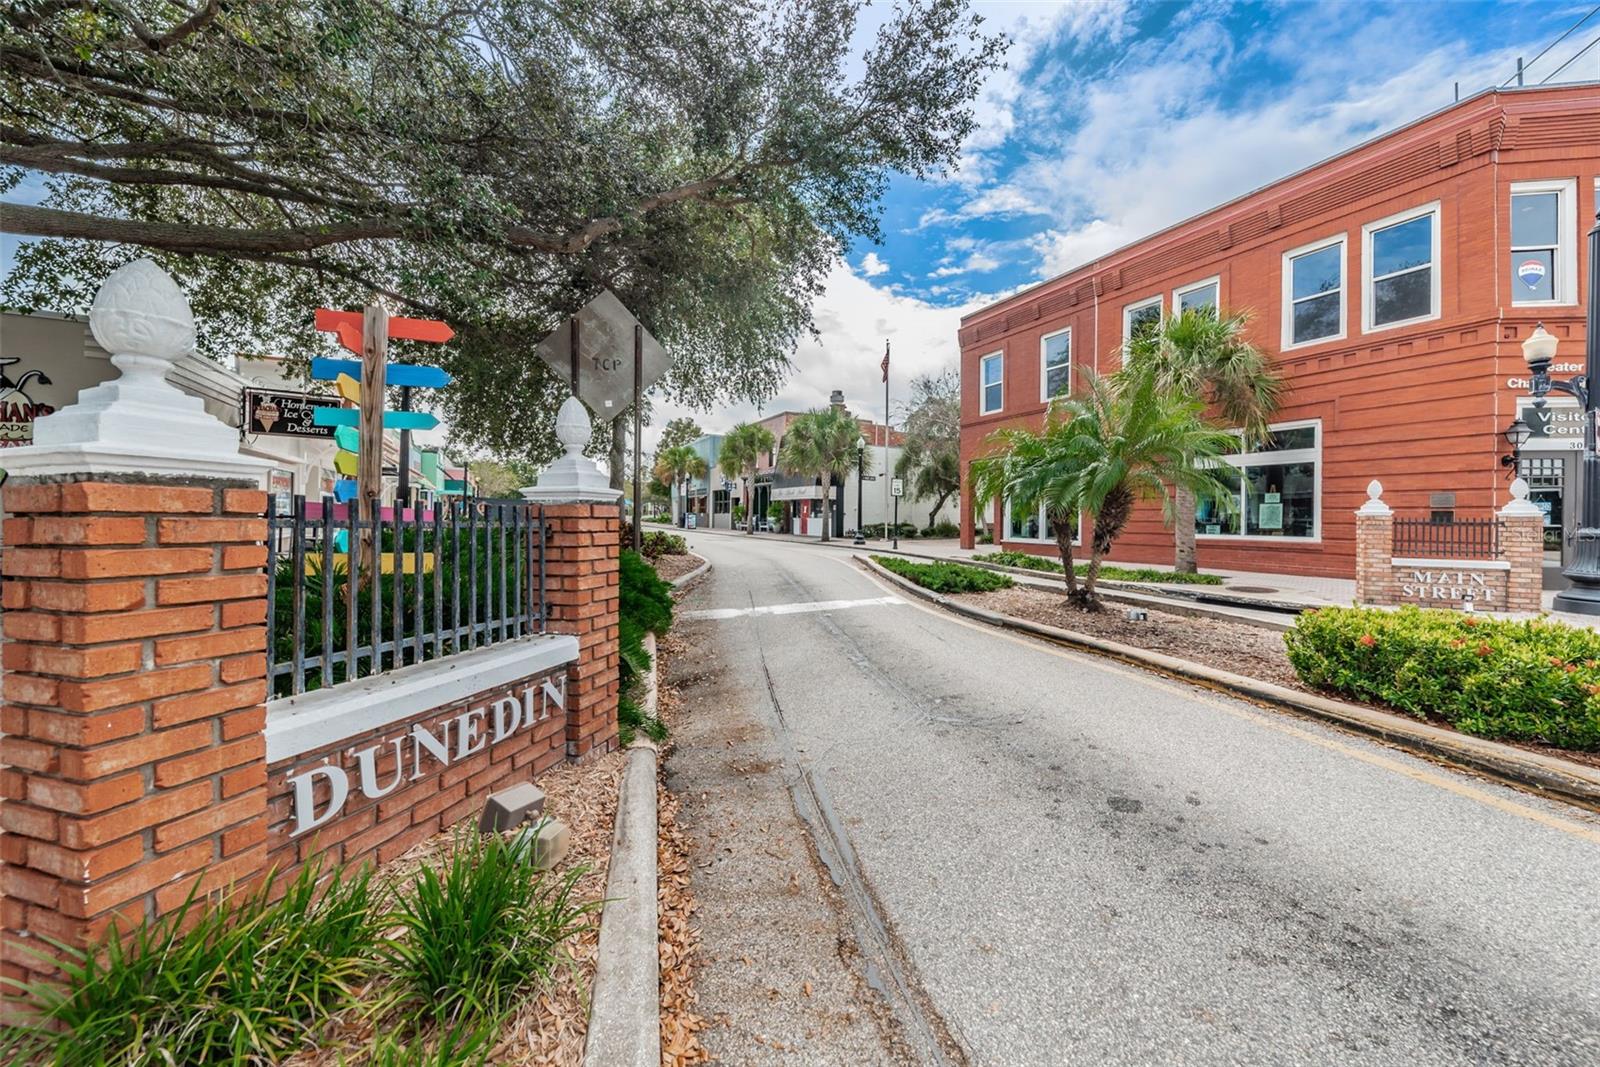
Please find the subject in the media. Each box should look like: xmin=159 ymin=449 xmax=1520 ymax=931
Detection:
xmin=1003 ymin=500 xmax=1078 ymax=544
xmin=1197 ymin=422 xmax=1319 ymax=540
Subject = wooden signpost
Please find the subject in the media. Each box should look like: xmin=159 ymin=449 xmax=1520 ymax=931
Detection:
xmin=311 ymin=301 xmax=454 ymax=580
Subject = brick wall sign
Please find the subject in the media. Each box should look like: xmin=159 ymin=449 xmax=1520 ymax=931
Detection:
xmin=264 ymin=653 xmax=576 ymax=871
xmin=1393 ymin=565 xmax=1510 ymax=609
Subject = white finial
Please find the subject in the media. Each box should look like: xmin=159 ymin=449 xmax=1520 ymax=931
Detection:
xmin=1356 ymin=478 xmax=1391 ymax=517
xmin=554 ymin=394 xmax=590 ymax=457
xmin=2 ymin=259 xmax=267 ymax=480
xmin=1500 ymin=476 xmax=1543 ymax=518
xmin=521 ymin=392 xmax=622 ymax=504
xmin=89 ymin=258 xmax=195 ymax=363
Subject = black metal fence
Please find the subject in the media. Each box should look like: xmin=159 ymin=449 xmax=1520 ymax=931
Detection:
xmin=1393 ymin=516 xmax=1500 ymax=561
xmin=267 ymin=496 xmax=546 ymax=698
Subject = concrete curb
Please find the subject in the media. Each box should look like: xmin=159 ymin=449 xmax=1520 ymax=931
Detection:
xmin=858 ymin=554 xmax=1600 ymax=814
xmin=583 ymin=741 xmax=661 ymax=1067
xmin=670 ymin=552 xmax=711 ymax=589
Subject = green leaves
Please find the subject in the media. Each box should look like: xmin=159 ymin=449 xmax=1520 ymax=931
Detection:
xmin=872 ymin=555 xmax=1013 ymax=594
xmin=1285 ymin=606 xmax=1600 ymax=751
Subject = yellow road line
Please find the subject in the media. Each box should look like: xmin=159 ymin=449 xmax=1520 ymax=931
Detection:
xmin=842 ymin=556 xmax=1600 ymax=845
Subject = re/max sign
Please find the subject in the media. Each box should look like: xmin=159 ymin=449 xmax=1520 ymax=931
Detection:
xmin=285 ymin=676 xmax=565 ymax=836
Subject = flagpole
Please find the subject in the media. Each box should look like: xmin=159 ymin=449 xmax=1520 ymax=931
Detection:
xmin=883 ymin=340 xmax=890 ymax=539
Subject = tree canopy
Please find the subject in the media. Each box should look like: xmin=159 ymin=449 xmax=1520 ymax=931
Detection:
xmin=2 ymin=0 xmax=1006 ymax=462
xmin=894 ymin=368 xmax=960 ymax=527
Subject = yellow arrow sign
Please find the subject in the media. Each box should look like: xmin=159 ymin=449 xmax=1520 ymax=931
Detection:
xmin=333 ymin=450 xmax=359 ymax=476
xmin=335 ymin=372 xmax=361 ymax=405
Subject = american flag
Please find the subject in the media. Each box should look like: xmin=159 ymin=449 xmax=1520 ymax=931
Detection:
xmin=880 ymin=342 xmax=890 ymax=383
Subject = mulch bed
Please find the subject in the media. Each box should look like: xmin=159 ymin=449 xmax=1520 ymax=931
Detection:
xmin=651 ymin=552 xmax=704 ymax=583
xmin=952 ymin=583 xmax=1600 ymax=772
xmin=285 ymin=749 xmax=626 ymax=1067
xmin=655 ymin=627 xmax=711 ymax=1066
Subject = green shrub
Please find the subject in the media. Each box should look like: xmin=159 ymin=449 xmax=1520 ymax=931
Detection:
xmin=1284 ymin=606 xmax=1600 ymax=751
xmin=971 ymin=551 xmax=1224 ymax=585
xmin=382 ymin=828 xmax=598 ymax=1028
xmin=923 ymin=520 xmax=960 ymax=538
xmin=640 ymin=530 xmax=688 ymax=559
xmin=2 ymin=862 xmax=378 ymax=1067
xmin=618 ymin=549 xmax=672 ymax=744
xmin=871 ymin=555 xmax=1014 ymax=594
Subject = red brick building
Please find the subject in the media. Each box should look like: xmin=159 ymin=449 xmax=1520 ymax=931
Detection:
xmin=958 ymin=83 xmax=1600 ymax=584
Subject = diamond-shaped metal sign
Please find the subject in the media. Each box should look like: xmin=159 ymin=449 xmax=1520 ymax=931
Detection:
xmin=534 ymin=290 xmax=671 ymax=418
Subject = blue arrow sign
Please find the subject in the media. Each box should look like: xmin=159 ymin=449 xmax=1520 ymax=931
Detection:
xmin=312 ymin=408 xmax=440 ymax=431
xmin=333 ymin=480 xmax=359 ymax=503
xmin=310 ymin=357 xmax=453 ymax=389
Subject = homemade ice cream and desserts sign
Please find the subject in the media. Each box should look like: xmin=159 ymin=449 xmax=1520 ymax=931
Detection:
xmin=284 ymin=673 xmax=568 ymax=836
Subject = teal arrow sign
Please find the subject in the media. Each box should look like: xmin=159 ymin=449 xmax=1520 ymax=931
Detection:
xmin=312 ymin=408 xmax=440 ymax=431
xmin=333 ymin=426 xmax=360 ymax=452
xmin=310 ymin=357 xmax=453 ymax=389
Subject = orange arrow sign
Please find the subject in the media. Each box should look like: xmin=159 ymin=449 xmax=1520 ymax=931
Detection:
xmin=314 ymin=308 xmax=455 ymax=345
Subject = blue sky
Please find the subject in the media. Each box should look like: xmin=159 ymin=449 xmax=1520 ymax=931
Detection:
xmin=7 ymin=1 xmax=1600 ymax=450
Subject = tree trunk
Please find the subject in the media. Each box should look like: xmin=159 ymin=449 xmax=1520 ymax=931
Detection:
xmin=745 ymin=468 xmax=755 ymax=534
xmin=927 ymin=489 xmax=953 ymax=530
xmin=609 ymin=419 xmax=625 ymax=493
xmin=1173 ymin=485 xmax=1197 ymax=574
xmin=817 ymin=473 xmax=830 ymax=542
xmin=1048 ymin=509 xmax=1081 ymax=601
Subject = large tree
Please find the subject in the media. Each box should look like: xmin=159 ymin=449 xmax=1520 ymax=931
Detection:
xmin=894 ymin=369 xmax=960 ymax=528
xmin=1122 ymin=308 xmax=1283 ymax=574
xmin=1 ymin=0 xmax=1005 ymax=462
xmin=717 ymin=422 xmax=776 ymax=534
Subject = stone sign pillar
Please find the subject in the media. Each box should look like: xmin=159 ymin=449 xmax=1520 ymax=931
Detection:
xmin=523 ymin=396 xmax=623 ymax=759
xmin=1353 ymin=479 xmax=1394 ymax=607
xmin=0 ymin=261 xmax=271 ymax=988
xmin=1499 ymin=478 xmax=1546 ymax=615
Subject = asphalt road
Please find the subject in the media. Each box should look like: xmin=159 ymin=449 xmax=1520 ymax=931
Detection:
xmin=666 ymin=530 xmax=1600 ymax=1067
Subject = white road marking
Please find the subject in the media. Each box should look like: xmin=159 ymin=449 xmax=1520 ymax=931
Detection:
xmin=683 ymin=595 xmax=907 ymax=621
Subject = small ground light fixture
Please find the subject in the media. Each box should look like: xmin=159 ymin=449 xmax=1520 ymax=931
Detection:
xmin=1126 ymin=608 xmax=1148 ymax=622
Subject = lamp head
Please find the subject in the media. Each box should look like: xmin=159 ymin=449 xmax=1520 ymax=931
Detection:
xmin=1503 ymin=417 xmax=1532 ymax=451
xmin=1522 ymin=322 xmax=1558 ymax=375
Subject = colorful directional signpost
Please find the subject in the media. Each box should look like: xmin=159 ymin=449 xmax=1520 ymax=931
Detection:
xmin=311 ymin=304 xmax=454 ymax=575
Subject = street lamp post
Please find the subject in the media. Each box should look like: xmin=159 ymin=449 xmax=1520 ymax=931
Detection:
xmin=1523 ymin=211 xmax=1600 ymax=613
xmin=853 ymin=435 xmax=866 ymax=546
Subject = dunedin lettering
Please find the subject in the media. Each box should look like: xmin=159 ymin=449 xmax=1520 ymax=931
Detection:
xmin=286 ymin=676 xmax=566 ymax=836
xmin=1398 ymin=570 xmax=1495 ymax=605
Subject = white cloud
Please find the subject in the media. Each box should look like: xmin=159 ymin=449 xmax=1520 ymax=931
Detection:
xmin=928 ymin=251 xmax=1002 ymax=278
xmin=858 ymin=250 xmax=890 ymax=277
xmin=644 ymin=260 xmax=981 ymax=450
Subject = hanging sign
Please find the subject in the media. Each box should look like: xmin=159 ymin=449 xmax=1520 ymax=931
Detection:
xmin=243 ymin=388 xmax=338 ymax=439
xmin=1517 ymin=259 xmax=1547 ymax=290
xmin=0 ymin=358 xmax=55 ymax=448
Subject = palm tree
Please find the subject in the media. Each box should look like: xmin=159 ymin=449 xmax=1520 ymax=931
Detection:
xmin=653 ymin=444 xmax=708 ymax=527
xmin=777 ymin=408 xmax=858 ymax=542
xmin=972 ymin=369 xmax=1239 ymax=610
xmin=1122 ymin=308 xmax=1283 ymax=574
xmin=718 ymin=422 xmax=777 ymax=535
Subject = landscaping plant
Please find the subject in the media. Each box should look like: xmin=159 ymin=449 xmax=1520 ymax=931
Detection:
xmin=2 ymin=862 xmax=378 ymax=1067
xmin=972 ymin=551 xmax=1224 ymax=585
xmin=641 ymin=530 xmax=689 ymax=560
xmin=871 ymin=555 xmax=1013 ymax=594
xmin=1285 ymin=606 xmax=1600 ymax=750
xmin=618 ymin=548 xmax=673 ymax=744
xmin=382 ymin=828 xmax=599 ymax=1029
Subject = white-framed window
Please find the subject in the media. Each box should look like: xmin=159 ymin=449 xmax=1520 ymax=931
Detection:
xmin=1195 ymin=420 xmax=1321 ymax=542
xmin=1002 ymin=499 xmax=1080 ymax=545
xmin=1362 ymin=201 xmax=1441 ymax=331
xmin=1509 ymin=179 xmax=1577 ymax=305
xmin=1174 ymin=276 xmax=1219 ymax=316
xmin=979 ymin=351 xmax=1003 ymax=415
xmin=1039 ymin=328 xmax=1071 ymax=402
xmin=1122 ymin=296 xmax=1163 ymax=345
xmin=1281 ymin=234 xmax=1346 ymax=349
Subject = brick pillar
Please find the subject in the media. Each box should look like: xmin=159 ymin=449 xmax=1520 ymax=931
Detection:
xmin=1499 ymin=480 xmax=1546 ymax=615
xmin=1353 ymin=480 xmax=1394 ymax=606
xmin=1 ymin=478 xmax=270 ymax=985
xmin=522 ymin=393 xmax=625 ymax=760
xmin=540 ymin=502 xmax=621 ymax=758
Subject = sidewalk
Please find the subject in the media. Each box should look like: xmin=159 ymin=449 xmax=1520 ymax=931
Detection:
xmin=657 ymin=522 xmax=1600 ymax=630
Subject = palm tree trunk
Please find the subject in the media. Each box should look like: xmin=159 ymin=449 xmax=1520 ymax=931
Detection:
xmin=744 ymin=469 xmax=754 ymax=534
xmin=817 ymin=473 xmax=830 ymax=542
xmin=1048 ymin=509 xmax=1081 ymax=600
xmin=1174 ymin=485 xmax=1198 ymax=574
